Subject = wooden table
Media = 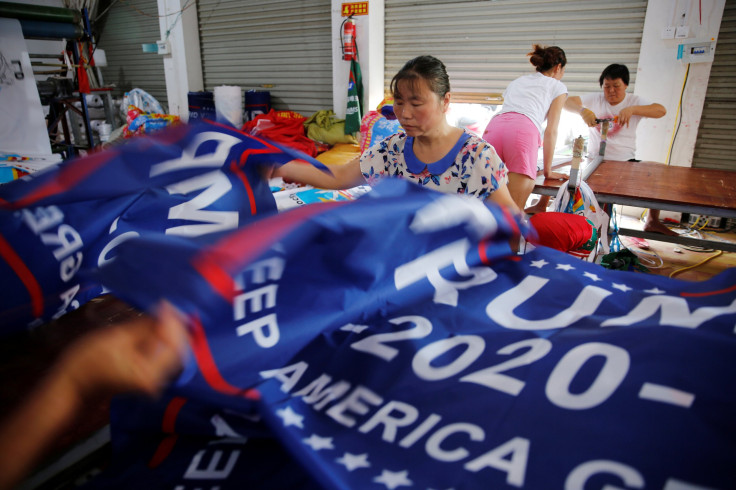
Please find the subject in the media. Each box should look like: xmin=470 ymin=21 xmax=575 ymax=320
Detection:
xmin=533 ymin=160 xmax=736 ymax=252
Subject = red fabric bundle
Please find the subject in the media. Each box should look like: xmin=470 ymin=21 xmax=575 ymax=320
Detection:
xmin=528 ymin=212 xmax=596 ymax=256
xmin=242 ymin=110 xmax=317 ymax=157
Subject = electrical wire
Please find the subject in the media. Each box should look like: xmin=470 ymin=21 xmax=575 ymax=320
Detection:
xmin=163 ymin=0 xmax=195 ymax=41
xmin=665 ymin=63 xmax=690 ymax=166
xmin=669 ymin=250 xmax=724 ymax=278
xmin=93 ymin=0 xmax=195 ymax=42
xmin=631 ymin=248 xmax=665 ymax=269
xmin=92 ymin=0 xmax=119 ymax=22
xmin=116 ymin=0 xmax=196 ymax=19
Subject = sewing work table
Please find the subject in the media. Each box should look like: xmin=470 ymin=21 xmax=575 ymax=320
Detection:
xmin=533 ymin=160 xmax=736 ymax=252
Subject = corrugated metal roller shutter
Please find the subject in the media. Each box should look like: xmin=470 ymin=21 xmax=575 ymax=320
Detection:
xmin=385 ymin=0 xmax=647 ymax=103
xmin=198 ymin=0 xmax=332 ymax=116
xmin=96 ymin=0 xmax=168 ymax=109
xmin=691 ymin=2 xmax=736 ymax=171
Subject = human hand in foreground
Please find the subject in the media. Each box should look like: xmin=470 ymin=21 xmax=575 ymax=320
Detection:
xmin=60 ymin=301 xmax=189 ymax=399
xmin=0 ymin=301 xmax=189 ymax=490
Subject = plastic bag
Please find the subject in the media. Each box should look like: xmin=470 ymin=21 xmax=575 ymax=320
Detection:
xmin=121 ymin=88 xmax=164 ymax=118
xmin=123 ymin=105 xmax=180 ymax=138
xmin=553 ymin=180 xmax=610 ymax=255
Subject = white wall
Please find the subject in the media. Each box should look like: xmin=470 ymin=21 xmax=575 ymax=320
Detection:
xmin=635 ymin=0 xmax=725 ymax=166
xmin=157 ymin=0 xmax=204 ymax=121
xmin=330 ymin=0 xmax=384 ymax=118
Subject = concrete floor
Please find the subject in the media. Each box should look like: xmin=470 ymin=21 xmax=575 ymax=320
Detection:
xmin=525 ymin=194 xmax=735 ymax=282
xmin=614 ymin=214 xmax=735 ymax=282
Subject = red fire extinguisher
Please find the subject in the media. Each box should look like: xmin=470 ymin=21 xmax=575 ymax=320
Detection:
xmin=341 ymin=15 xmax=357 ymax=61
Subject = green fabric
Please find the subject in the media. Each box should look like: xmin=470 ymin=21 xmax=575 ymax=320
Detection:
xmin=600 ymin=249 xmax=650 ymax=273
xmin=345 ymin=59 xmax=363 ymax=134
xmin=580 ymin=218 xmax=599 ymax=252
xmin=304 ymin=110 xmax=357 ymax=145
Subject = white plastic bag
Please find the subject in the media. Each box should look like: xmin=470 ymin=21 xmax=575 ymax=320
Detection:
xmin=553 ymin=181 xmax=610 ymax=255
xmin=121 ymin=88 xmax=164 ymax=116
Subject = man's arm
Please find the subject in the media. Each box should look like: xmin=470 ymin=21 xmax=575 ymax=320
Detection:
xmin=564 ymin=95 xmax=597 ymax=127
xmin=618 ymin=103 xmax=666 ymax=126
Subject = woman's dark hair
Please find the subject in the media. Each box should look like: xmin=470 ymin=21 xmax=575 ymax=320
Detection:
xmin=599 ymin=64 xmax=630 ymax=86
xmin=390 ymin=55 xmax=451 ymax=99
xmin=528 ymin=44 xmax=566 ymax=73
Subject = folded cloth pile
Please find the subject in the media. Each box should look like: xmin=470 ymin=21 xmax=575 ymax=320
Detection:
xmin=528 ymin=211 xmax=599 ymax=259
xmin=304 ymin=110 xmax=358 ymax=146
xmin=243 ymin=109 xmax=318 ymax=157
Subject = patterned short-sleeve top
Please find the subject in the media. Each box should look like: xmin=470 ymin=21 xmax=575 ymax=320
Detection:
xmin=359 ymin=130 xmax=508 ymax=201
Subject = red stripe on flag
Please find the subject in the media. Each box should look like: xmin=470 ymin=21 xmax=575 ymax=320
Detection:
xmin=7 ymin=150 xmax=119 ymax=209
xmin=229 ymin=159 xmax=257 ymax=215
xmin=147 ymin=435 xmax=178 ymax=469
xmin=681 ymin=284 xmax=736 ymax=297
xmin=189 ymin=315 xmax=260 ymax=400
xmin=498 ymin=204 xmax=521 ymax=239
xmin=162 ymin=396 xmax=187 ymax=432
xmin=147 ymin=396 xmax=188 ymax=468
xmin=477 ymin=239 xmax=521 ymax=266
xmin=193 ymin=200 xmax=347 ymax=302
xmin=193 ymin=253 xmax=239 ymax=303
xmin=478 ymin=240 xmax=490 ymax=265
xmin=0 ymin=234 xmax=43 ymax=317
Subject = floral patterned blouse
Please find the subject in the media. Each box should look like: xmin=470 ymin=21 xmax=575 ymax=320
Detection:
xmin=359 ymin=131 xmax=508 ymax=201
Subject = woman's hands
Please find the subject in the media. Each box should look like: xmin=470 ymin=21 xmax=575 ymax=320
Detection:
xmin=544 ymin=170 xmax=569 ymax=181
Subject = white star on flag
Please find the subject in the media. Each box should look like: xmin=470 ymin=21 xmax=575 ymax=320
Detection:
xmin=303 ymin=434 xmax=334 ymax=451
xmin=556 ymin=263 xmax=575 ymax=271
xmin=336 ymin=452 xmax=371 ymax=471
xmin=374 ymin=469 xmax=413 ymax=489
xmin=583 ymin=271 xmax=601 ymax=281
xmin=340 ymin=323 xmax=369 ymax=333
xmin=276 ymin=406 xmax=304 ymax=428
xmin=612 ymin=283 xmax=632 ymax=292
xmin=530 ymin=259 xmax=548 ymax=268
xmin=645 ymin=287 xmax=666 ymax=295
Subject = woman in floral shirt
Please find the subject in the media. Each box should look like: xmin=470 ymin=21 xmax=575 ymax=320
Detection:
xmin=274 ymin=55 xmax=517 ymax=212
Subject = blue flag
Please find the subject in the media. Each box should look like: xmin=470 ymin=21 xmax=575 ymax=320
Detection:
xmin=0 ymin=121 xmax=328 ymax=333
xmin=94 ymin=179 xmax=736 ymax=489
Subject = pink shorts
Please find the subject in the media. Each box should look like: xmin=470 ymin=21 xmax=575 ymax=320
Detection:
xmin=482 ymin=112 xmax=541 ymax=180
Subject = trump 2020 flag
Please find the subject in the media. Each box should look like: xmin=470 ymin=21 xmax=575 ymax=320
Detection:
xmin=0 ymin=120 xmax=328 ymax=333
xmin=94 ymin=179 xmax=736 ymax=489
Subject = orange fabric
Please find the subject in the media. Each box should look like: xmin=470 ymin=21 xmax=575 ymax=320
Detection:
xmin=316 ymin=143 xmax=361 ymax=166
